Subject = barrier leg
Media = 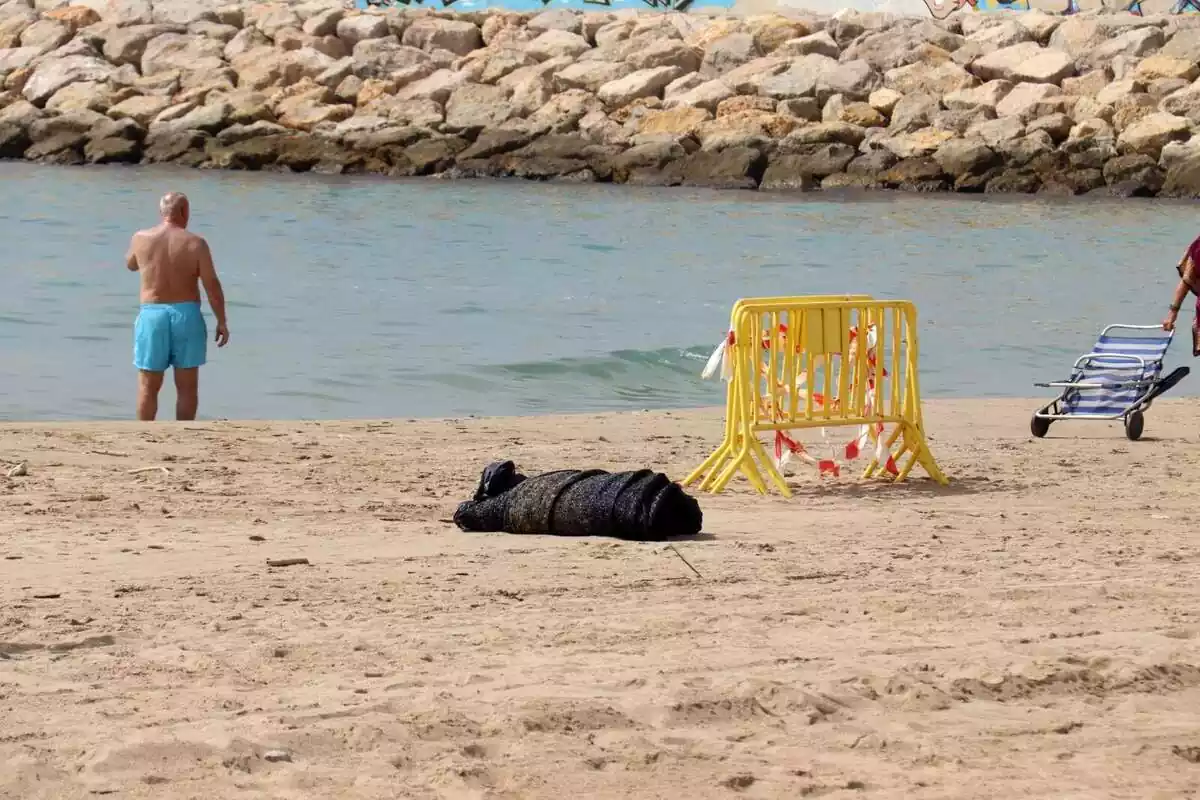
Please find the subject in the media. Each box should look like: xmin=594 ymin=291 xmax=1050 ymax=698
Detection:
xmin=749 ymin=435 xmax=791 ymax=497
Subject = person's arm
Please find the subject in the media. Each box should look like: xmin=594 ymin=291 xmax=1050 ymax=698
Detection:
xmin=197 ymin=238 xmax=229 ymax=347
xmin=1165 ymin=256 xmax=1195 ymax=331
xmin=125 ymin=237 xmax=139 ymax=271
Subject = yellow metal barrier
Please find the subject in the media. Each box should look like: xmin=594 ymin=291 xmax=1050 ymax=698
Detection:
xmin=685 ymin=296 xmax=948 ymax=497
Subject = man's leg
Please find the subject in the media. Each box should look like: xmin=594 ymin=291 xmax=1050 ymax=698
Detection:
xmin=137 ymin=370 xmax=164 ymax=421
xmin=174 ymin=367 xmax=199 ymax=421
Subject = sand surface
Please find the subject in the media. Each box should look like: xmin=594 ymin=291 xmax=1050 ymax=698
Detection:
xmin=2 ymin=399 xmax=1199 ymax=799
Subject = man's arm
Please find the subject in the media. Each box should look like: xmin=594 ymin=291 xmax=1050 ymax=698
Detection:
xmin=125 ymin=236 xmax=139 ymax=271
xmin=197 ymin=238 xmax=229 ymax=347
xmin=1165 ymin=256 xmax=1194 ymax=330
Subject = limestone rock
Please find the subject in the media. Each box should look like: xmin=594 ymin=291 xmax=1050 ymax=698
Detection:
xmin=638 ymin=105 xmax=710 ymax=137
xmin=758 ymin=54 xmax=833 ymax=100
xmin=1048 ymin=16 xmax=1150 ymax=60
xmin=1027 ymin=112 xmax=1074 ymax=143
xmin=868 ymin=87 xmax=901 ymax=116
xmin=663 ymin=77 xmax=732 ymax=112
xmin=276 ymin=88 xmax=352 ymax=132
xmin=944 ymin=80 xmax=1012 ymax=112
xmin=0 ymin=46 xmax=41 ymax=73
xmin=777 ymin=96 xmax=820 ymax=121
xmin=352 ymin=38 xmax=429 ymax=81
xmin=18 ymin=18 xmax=70 ymax=54
xmin=1061 ymin=69 xmax=1110 ymax=98
xmin=107 ymin=93 xmax=170 ymax=126
xmin=554 ymin=60 xmax=631 ymax=93
xmin=336 ymin=15 xmax=388 ymax=49
xmin=22 ymin=54 xmax=114 ymax=104
xmin=396 ymin=68 xmax=467 ymax=105
xmin=628 ymin=39 xmax=700 ymax=74
xmin=701 ymin=32 xmax=759 ymax=76
xmin=965 ymin=20 xmax=1032 ymax=49
xmin=302 ymin=7 xmax=343 ymax=38
xmin=719 ymin=56 xmax=787 ymax=94
xmin=1084 ymin=26 xmax=1164 ymax=68
xmin=967 ymin=115 xmax=1025 ymax=148
xmin=1160 ymin=28 xmax=1200 ymax=63
xmin=889 ymin=94 xmax=937 ymax=136
xmin=1160 ymin=86 xmax=1200 ymax=124
xmin=1135 ymin=55 xmax=1199 ymax=83
xmin=401 ymin=17 xmax=481 ymax=57
xmin=878 ymin=128 xmax=954 ymax=160
xmin=0 ymin=8 xmax=37 ymax=50
xmin=776 ymin=31 xmax=838 ymax=59
xmin=782 ymin=121 xmax=866 ymax=148
xmin=45 ymin=79 xmax=128 ymax=113
xmin=444 ymin=82 xmax=514 ymax=132
xmin=1118 ymin=111 xmax=1191 ymax=158
xmin=884 ymin=60 xmax=976 ymax=97
xmin=971 ymin=42 xmax=1074 ymax=85
xmin=141 ymin=33 xmax=225 ymax=76
xmin=933 ymin=137 xmax=999 ymax=176
xmin=996 ymin=82 xmax=1060 ymax=122
xmin=528 ymin=8 xmax=580 ymax=36
xmin=597 ymin=66 xmax=681 ymax=108
xmin=521 ymin=29 xmax=588 ymax=62
xmin=818 ymin=59 xmax=878 ymax=102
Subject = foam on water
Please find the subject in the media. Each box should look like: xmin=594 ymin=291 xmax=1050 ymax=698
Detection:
xmin=0 ymin=162 xmax=1193 ymax=421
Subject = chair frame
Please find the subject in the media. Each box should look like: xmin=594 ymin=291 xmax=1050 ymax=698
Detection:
xmin=1032 ymin=324 xmax=1180 ymax=441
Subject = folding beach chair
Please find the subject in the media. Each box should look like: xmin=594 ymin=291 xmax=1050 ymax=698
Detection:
xmin=1031 ymin=324 xmax=1190 ymax=441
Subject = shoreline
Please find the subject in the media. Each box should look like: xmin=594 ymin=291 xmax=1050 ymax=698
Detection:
xmin=3 ymin=398 xmax=1200 ymax=797
xmin=5 ymin=4 xmax=1200 ymax=197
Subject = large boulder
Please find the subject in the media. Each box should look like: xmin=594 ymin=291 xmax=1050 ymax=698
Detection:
xmin=597 ymin=66 xmax=681 ymax=108
xmin=0 ymin=8 xmax=37 ymax=49
xmin=757 ymin=53 xmax=834 ymax=100
xmin=103 ymin=24 xmax=178 ymax=67
xmin=1083 ymin=26 xmax=1164 ymax=69
xmin=554 ymin=60 xmax=631 ymax=93
xmin=18 ymin=18 xmax=71 ymax=54
xmin=141 ymin=33 xmax=225 ymax=76
xmin=401 ymin=17 xmax=482 ymax=57
xmin=664 ymin=77 xmax=733 ymax=112
xmin=1134 ymin=55 xmax=1199 ymax=83
xmin=944 ymin=79 xmax=1012 ymax=112
xmin=971 ymin=42 xmax=1074 ymax=85
xmin=1117 ymin=111 xmax=1191 ymax=158
xmin=700 ymin=32 xmax=760 ymax=76
xmin=884 ymin=60 xmax=976 ymax=97
xmin=352 ymin=38 xmax=430 ymax=81
xmin=22 ymin=54 xmax=115 ymax=105
xmin=995 ymin=82 xmax=1062 ymax=122
xmin=336 ymin=14 xmax=388 ymax=49
xmin=444 ymin=82 xmax=515 ymax=132
xmin=0 ymin=46 xmax=41 ymax=73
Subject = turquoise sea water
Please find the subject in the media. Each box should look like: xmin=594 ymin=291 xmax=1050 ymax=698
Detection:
xmin=0 ymin=161 xmax=1196 ymax=421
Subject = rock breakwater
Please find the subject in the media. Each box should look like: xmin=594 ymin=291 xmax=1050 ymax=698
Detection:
xmin=5 ymin=1 xmax=1200 ymax=196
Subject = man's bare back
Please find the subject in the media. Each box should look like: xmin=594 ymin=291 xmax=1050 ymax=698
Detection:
xmin=128 ymin=224 xmax=208 ymax=305
xmin=126 ymin=192 xmax=229 ymax=422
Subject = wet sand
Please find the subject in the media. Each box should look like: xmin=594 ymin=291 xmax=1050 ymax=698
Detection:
xmin=2 ymin=399 xmax=1199 ymax=799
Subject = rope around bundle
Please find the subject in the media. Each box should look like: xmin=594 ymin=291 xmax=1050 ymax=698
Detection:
xmin=701 ymin=321 xmax=900 ymax=480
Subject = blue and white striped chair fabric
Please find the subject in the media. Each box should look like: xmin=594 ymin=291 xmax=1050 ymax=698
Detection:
xmin=1061 ymin=331 xmax=1172 ymax=417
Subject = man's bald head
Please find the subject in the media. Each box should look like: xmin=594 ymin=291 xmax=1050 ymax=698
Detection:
xmin=159 ymin=192 xmax=189 ymax=226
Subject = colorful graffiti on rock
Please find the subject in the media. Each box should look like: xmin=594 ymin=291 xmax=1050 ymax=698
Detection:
xmin=921 ymin=0 xmax=1199 ymax=17
xmin=355 ymin=0 xmax=726 ymax=10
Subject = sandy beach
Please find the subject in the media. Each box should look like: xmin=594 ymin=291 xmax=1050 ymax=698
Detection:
xmin=2 ymin=398 xmax=1199 ymax=799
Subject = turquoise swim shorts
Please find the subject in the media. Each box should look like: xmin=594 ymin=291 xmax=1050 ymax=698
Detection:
xmin=133 ymin=302 xmax=207 ymax=372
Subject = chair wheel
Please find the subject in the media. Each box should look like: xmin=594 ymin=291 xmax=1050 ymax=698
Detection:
xmin=1125 ymin=410 xmax=1144 ymax=441
xmin=1031 ymin=414 xmax=1051 ymax=438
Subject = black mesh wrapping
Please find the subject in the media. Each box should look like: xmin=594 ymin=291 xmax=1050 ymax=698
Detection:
xmin=453 ymin=462 xmax=703 ymax=541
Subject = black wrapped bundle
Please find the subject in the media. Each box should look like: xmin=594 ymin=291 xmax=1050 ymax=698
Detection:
xmin=453 ymin=460 xmax=703 ymax=541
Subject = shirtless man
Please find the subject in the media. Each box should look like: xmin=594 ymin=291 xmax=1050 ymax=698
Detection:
xmin=126 ymin=192 xmax=229 ymax=421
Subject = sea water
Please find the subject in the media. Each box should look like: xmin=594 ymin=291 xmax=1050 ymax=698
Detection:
xmin=0 ymin=161 xmax=1195 ymax=421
